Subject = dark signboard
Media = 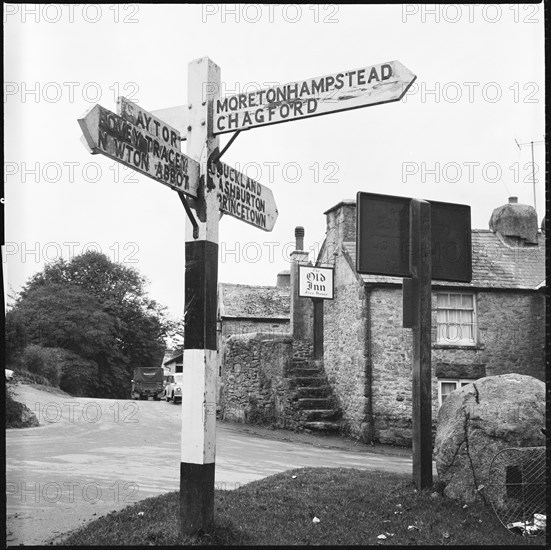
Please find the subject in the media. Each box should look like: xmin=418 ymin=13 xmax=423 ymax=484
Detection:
xmin=356 ymin=193 xmax=411 ymax=277
xmin=356 ymin=192 xmax=472 ymax=282
xmin=429 ymin=199 xmax=472 ymax=282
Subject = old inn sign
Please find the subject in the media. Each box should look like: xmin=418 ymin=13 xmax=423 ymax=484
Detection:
xmin=299 ymin=265 xmax=334 ymax=300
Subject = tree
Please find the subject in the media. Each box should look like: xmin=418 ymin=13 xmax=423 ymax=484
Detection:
xmin=6 ymin=251 xmax=168 ymax=398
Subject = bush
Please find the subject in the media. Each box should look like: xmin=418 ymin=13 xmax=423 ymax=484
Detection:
xmin=15 ymin=368 xmax=54 ymax=386
xmin=12 ymin=344 xmax=100 ymax=396
xmin=16 ymin=344 xmax=63 ymax=386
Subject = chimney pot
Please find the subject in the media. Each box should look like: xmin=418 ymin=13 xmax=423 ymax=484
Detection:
xmin=508 ymin=196 xmax=518 ymax=204
xmin=295 ymin=226 xmax=305 ymax=250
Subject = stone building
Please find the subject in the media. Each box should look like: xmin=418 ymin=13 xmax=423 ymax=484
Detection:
xmin=217 ymin=275 xmax=291 ymax=411
xmin=219 ymin=196 xmax=545 ymax=446
xmin=316 ymin=196 xmax=545 ymax=445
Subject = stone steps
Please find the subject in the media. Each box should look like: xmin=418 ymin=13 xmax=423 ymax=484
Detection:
xmin=303 ymin=409 xmax=340 ymax=421
xmin=289 ymin=356 xmax=341 ymax=436
xmin=292 ymin=376 xmax=327 ymax=387
xmin=293 ymin=386 xmax=332 ymax=399
xmin=303 ymin=421 xmax=341 ymax=433
xmin=291 ymin=367 xmax=323 ymax=377
xmin=297 ymin=397 xmax=334 ymax=410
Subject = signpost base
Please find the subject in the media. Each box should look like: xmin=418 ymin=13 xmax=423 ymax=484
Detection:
xmin=180 ymin=463 xmax=215 ymax=535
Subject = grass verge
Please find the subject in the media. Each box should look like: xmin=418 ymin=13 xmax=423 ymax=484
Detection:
xmin=56 ymin=467 xmax=545 ymax=546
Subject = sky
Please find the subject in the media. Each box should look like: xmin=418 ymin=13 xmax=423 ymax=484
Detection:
xmin=3 ymin=3 xmax=546 ymax=320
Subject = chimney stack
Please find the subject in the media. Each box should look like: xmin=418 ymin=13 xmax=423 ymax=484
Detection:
xmin=489 ymin=197 xmax=538 ymax=245
xmin=276 ymin=271 xmax=290 ymax=289
xmin=290 ymin=226 xmax=313 ymax=341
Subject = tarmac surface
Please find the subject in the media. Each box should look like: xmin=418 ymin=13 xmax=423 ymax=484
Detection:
xmin=6 ymin=384 xmax=431 ymax=545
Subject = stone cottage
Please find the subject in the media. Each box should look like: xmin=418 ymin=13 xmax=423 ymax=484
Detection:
xmin=316 ymin=196 xmax=545 ymax=445
xmin=217 ymin=275 xmax=291 ymax=410
xmin=219 ymin=196 xmax=545 ymax=446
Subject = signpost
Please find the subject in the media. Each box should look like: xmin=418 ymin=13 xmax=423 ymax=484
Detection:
xmin=78 ymin=57 xmax=417 ymax=535
xmin=355 ymin=191 xmax=472 ymax=490
xmin=179 ymin=57 xmax=220 ymax=536
xmin=78 ymin=103 xmax=200 ymax=198
xmin=214 ymin=60 xmax=416 ymax=134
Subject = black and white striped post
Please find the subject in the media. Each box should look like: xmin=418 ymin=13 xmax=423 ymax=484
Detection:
xmin=180 ymin=57 xmax=220 ymax=536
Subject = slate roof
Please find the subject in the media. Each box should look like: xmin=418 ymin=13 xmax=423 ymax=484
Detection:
xmin=218 ymin=283 xmax=290 ymax=319
xmin=342 ymin=230 xmax=545 ymax=290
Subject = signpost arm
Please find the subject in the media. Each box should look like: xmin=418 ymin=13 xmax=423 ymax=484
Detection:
xmin=409 ymin=199 xmax=433 ymax=490
xmin=180 ymin=57 xmax=220 ymax=536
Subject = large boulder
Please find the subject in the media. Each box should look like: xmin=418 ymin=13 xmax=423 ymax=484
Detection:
xmin=435 ymin=373 xmax=545 ymax=503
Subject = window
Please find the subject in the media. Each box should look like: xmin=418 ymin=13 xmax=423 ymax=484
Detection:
xmin=436 ymin=292 xmax=476 ymax=345
xmin=438 ymin=379 xmax=475 ymax=407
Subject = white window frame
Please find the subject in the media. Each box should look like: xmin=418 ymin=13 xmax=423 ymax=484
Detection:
xmin=438 ymin=379 xmax=475 ymax=407
xmin=436 ymin=291 xmax=477 ymax=346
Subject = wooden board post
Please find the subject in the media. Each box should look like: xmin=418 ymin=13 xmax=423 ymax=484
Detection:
xmin=409 ymin=199 xmax=433 ymax=490
xmin=180 ymin=57 xmax=220 ymax=536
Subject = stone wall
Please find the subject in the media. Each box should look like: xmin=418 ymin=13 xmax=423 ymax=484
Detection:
xmin=368 ymin=286 xmax=545 ymax=446
xmin=469 ymin=290 xmax=545 ymax=379
xmin=369 ymin=287 xmax=415 ymax=446
xmin=322 ymin=250 xmax=370 ymax=440
xmin=221 ymin=333 xmax=299 ymax=429
xmin=217 ymin=318 xmax=290 ymax=408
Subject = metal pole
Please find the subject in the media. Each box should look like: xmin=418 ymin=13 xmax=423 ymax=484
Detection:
xmin=180 ymin=57 xmax=220 ymax=536
xmin=410 ymin=198 xmax=433 ymax=490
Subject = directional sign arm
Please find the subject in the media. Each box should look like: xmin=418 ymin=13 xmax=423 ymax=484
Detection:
xmin=214 ymin=60 xmax=416 ymax=134
xmin=78 ymin=103 xmax=200 ymax=198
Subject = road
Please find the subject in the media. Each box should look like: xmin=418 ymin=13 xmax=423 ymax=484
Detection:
xmin=6 ymin=385 xmax=422 ymax=546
